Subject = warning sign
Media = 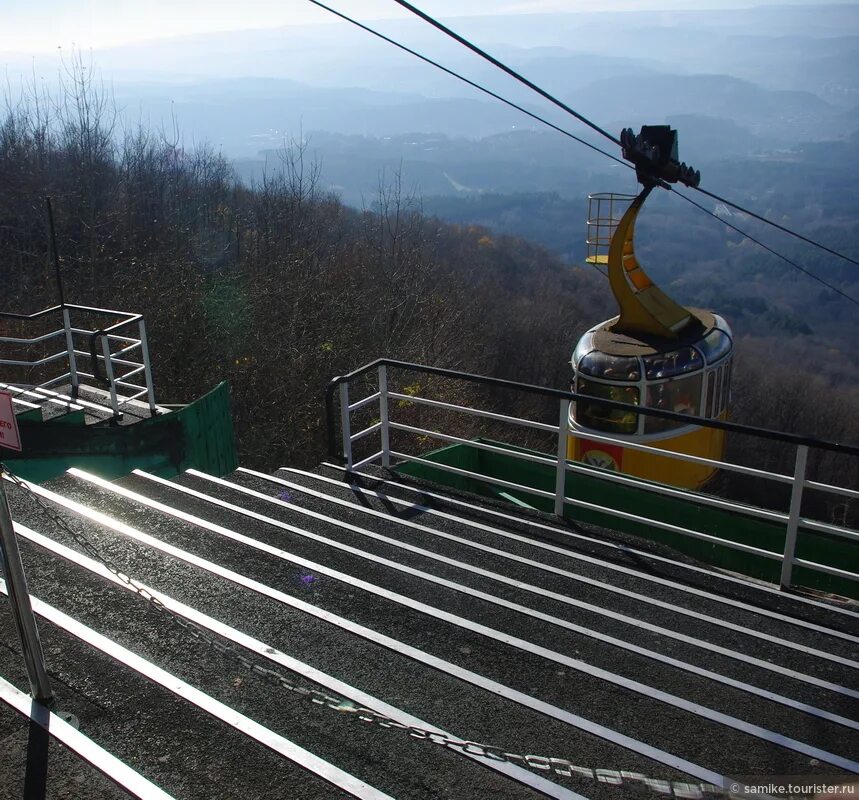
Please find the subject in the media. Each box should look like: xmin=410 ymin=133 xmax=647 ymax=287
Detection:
xmin=0 ymin=392 xmax=22 ymax=451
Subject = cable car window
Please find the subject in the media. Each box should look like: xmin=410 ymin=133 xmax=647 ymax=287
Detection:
xmin=698 ymin=329 xmax=732 ymax=364
xmin=575 ymin=377 xmax=639 ymax=434
xmin=644 ymin=373 xmax=703 ymax=434
xmin=720 ymin=360 xmax=732 ymax=412
xmin=706 ymin=372 xmax=716 ymax=418
xmin=713 ymin=368 xmax=722 ymax=416
xmin=643 ymin=347 xmax=702 ymax=380
xmin=577 ymin=351 xmax=641 ymax=381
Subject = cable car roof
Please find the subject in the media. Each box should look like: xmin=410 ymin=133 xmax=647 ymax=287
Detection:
xmin=584 ymin=309 xmax=728 ymax=358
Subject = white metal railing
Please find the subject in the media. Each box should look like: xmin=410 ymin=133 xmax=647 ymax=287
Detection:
xmin=0 ymin=304 xmax=157 ymax=418
xmin=332 ymin=362 xmax=859 ymax=594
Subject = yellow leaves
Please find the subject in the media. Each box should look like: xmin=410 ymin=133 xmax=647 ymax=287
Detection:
xmin=397 ymin=382 xmax=423 ymax=408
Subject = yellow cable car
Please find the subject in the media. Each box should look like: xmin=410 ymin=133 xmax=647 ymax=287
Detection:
xmin=568 ymin=172 xmax=733 ymax=489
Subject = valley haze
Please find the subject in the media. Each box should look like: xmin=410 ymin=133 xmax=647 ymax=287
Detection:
xmin=3 ymin=1 xmax=859 ymax=381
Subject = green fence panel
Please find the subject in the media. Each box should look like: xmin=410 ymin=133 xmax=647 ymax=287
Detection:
xmin=3 ymin=382 xmax=237 ymax=483
xmin=397 ymin=439 xmax=858 ymax=599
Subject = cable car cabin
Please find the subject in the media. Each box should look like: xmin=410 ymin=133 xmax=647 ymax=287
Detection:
xmin=570 ymin=132 xmax=731 ymax=490
xmin=568 ymin=310 xmax=733 ymax=489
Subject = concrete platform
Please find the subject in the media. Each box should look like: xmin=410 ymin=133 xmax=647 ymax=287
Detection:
xmin=1 ymin=461 xmax=856 ymax=800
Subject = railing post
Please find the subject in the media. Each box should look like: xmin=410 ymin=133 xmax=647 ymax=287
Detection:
xmin=339 ymin=382 xmax=353 ymax=470
xmin=101 ymin=337 xmax=120 ymax=417
xmin=61 ymin=307 xmax=79 ymax=397
xmin=780 ymin=444 xmax=809 ymax=591
xmin=0 ymin=475 xmax=53 ymax=704
xmin=378 ymin=365 xmax=391 ymax=469
xmin=554 ymin=399 xmax=571 ymax=517
xmin=138 ymin=319 xmax=157 ymax=416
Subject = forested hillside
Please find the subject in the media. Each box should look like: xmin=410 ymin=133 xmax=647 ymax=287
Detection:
xmin=1 ymin=81 xmax=857 ymax=481
xmin=0 ymin=83 xmax=613 ymax=470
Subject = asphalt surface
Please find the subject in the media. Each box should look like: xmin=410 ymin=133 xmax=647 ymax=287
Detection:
xmin=0 ymin=460 xmax=856 ymax=800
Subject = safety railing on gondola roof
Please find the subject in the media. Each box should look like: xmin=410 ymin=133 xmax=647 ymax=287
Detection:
xmin=325 ymin=359 xmax=859 ymax=595
xmin=0 ymin=304 xmax=158 ymax=418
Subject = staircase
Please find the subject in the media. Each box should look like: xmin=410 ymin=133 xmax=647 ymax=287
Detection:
xmin=0 ymin=305 xmax=239 ymax=485
xmin=2 ymin=382 xmax=155 ymax=426
xmin=1 ymin=303 xmax=240 ymax=483
xmin=2 ymin=462 xmax=856 ymax=800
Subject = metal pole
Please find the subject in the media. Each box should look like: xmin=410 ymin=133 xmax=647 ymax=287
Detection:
xmin=780 ymin=444 xmax=809 ymax=591
xmin=0 ymin=473 xmax=53 ymax=703
xmin=554 ymin=399 xmax=571 ymax=517
xmin=137 ymin=320 xmax=157 ymax=416
xmin=62 ymin=307 xmax=79 ymax=397
xmin=378 ymin=366 xmax=391 ymax=469
xmin=339 ymin=383 xmax=353 ymax=470
xmin=101 ymin=337 xmax=121 ymax=417
xmin=324 ymin=383 xmax=341 ymax=462
xmin=46 ymin=197 xmax=65 ymax=308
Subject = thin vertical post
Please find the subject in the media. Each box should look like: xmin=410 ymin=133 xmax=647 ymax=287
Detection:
xmin=780 ymin=444 xmax=809 ymax=591
xmin=554 ymin=399 xmax=571 ymax=517
xmin=101 ymin=337 xmax=120 ymax=417
xmin=62 ymin=307 xmax=79 ymax=397
xmin=0 ymin=475 xmax=53 ymax=704
xmin=378 ymin=365 xmax=390 ymax=469
xmin=138 ymin=320 xmax=157 ymax=416
xmin=339 ymin=382 xmax=353 ymax=470
xmin=46 ymin=197 xmax=65 ymax=308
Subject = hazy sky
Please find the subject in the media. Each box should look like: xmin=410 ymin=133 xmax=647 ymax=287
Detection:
xmin=3 ymin=0 xmax=854 ymax=53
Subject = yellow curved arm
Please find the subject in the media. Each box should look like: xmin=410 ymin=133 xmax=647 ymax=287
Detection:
xmin=608 ymin=187 xmax=694 ymax=338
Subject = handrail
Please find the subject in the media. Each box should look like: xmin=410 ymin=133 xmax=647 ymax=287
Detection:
xmin=89 ymin=330 xmax=110 ymax=385
xmin=1 ymin=304 xmax=157 ymax=417
xmin=0 ymin=304 xmax=139 ymax=324
xmin=324 ymin=358 xmax=859 ymax=594
xmin=0 ymin=305 xmax=64 ymax=322
xmin=324 ymin=358 xmax=859 ymax=461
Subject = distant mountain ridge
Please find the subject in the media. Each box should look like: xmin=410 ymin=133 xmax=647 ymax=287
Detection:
xmin=0 ymin=0 xmax=835 ymax=160
xmin=109 ymin=63 xmax=850 ymax=160
xmin=568 ymin=73 xmax=840 ymax=139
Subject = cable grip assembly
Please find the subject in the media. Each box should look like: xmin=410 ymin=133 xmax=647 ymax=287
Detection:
xmin=621 ymin=125 xmax=701 ymax=189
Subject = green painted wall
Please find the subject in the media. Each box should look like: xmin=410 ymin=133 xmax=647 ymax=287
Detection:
xmin=397 ymin=439 xmax=858 ymax=599
xmin=3 ymin=382 xmax=237 ymax=483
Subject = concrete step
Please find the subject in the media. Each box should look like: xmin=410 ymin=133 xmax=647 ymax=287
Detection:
xmin=75 ymin=384 xmax=168 ymax=425
xmin=10 ymin=396 xmax=40 ymax=415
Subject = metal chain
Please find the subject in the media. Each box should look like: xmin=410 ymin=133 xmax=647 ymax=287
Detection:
xmin=2 ymin=468 xmax=727 ymax=799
